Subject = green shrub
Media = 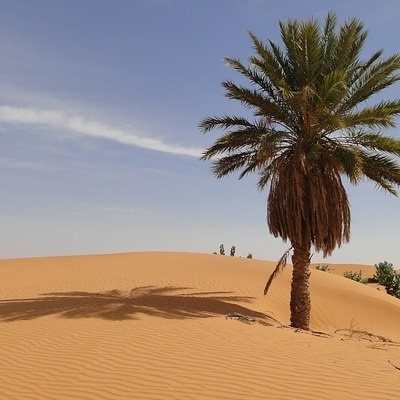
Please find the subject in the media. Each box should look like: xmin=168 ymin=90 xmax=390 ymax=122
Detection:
xmin=343 ymin=270 xmax=368 ymax=284
xmin=374 ymin=261 xmax=395 ymax=285
xmin=315 ymin=264 xmax=331 ymax=272
xmin=373 ymin=261 xmax=400 ymax=299
xmin=384 ymin=273 xmax=400 ymax=298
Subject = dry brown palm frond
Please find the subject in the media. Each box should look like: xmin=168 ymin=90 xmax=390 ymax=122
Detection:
xmin=264 ymin=246 xmax=292 ymax=295
xmin=334 ymin=329 xmax=400 ymax=344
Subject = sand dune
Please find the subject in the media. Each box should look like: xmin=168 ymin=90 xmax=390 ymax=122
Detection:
xmin=0 ymin=251 xmax=399 ymax=399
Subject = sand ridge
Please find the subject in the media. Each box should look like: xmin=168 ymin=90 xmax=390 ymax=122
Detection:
xmin=0 ymin=251 xmax=399 ymax=399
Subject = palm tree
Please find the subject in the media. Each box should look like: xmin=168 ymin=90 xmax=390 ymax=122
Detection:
xmin=199 ymin=13 xmax=400 ymax=330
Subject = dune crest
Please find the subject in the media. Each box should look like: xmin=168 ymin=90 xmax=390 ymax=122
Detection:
xmin=1 ymin=251 xmax=399 ymax=399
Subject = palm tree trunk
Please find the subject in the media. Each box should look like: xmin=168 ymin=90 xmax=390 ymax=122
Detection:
xmin=290 ymin=246 xmax=311 ymax=330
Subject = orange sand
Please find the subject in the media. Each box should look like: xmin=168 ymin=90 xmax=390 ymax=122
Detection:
xmin=0 ymin=252 xmax=399 ymax=399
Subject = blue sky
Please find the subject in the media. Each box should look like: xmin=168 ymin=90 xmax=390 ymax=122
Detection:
xmin=1 ymin=0 xmax=400 ymax=266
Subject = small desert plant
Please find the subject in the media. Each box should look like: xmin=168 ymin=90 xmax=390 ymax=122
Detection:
xmin=230 ymin=246 xmax=236 ymax=256
xmin=315 ymin=264 xmax=331 ymax=272
xmin=373 ymin=261 xmax=400 ymax=299
xmin=247 ymin=253 xmax=253 ymax=259
xmin=219 ymin=244 xmax=225 ymax=255
xmin=384 ymin=273 xmax=400 ymax=298
xmin=374 ymin=261 xmax=395 ymax=285
xmin=343 ymin=270 xmax=368 ymax=284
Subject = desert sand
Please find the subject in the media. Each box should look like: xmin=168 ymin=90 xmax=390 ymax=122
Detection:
xmin=0 ymin=251 xmax=400 ymax=400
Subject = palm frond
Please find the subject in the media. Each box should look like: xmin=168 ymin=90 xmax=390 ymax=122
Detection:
xmin=207 ymin=152 xmax=255 ymax=178
xmin=264 ymin=247 xmax=292 ymax=295
xmin=226 ymin=56 xmax=283 ymax=103
xmin=320 ymin=12 xmax=338 ymax=68
xmin=200 ymin=128 xmax=263 ymax=159
xmin=347 ymin=131 xmax=400 ymax=154
xmin=332 ymin=17 xmax=366 ymax=71
xmin=341 ymin=55 xmax=400 ymax=111
xmin=199 ymin=115 xmax=252 ymax=133
xmin=247 ymin=32 xmax=291 ymax=91
xmin=329 ymin=143 xmax=363 ymax=184
xmin=358 ymin=152 xmax=400 ymax=195
xmin=237 ymin=131 xmax=289 ymax=180
xmin=317 ymin=69 xmax=348 ymax=106
xmin=341 ymin=100 xmax=400 ymax=129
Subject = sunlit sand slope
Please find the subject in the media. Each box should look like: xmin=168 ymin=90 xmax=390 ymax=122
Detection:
xmin=1 ymin=252 xmax=399 ymax=400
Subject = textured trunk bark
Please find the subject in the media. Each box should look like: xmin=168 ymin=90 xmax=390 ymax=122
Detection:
xmin=290 ymin=246 xmax=311 ymax=330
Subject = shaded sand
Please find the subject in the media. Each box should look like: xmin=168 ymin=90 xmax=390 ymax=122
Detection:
xmin=1 ymin=252 xmax=400 ymax=400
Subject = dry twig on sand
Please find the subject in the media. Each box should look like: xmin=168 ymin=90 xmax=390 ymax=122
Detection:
xmin=225 ymin=313 xmax=282 ymax=327
xmin=388 ymin=360 xmax=400 ymax=371
xmin=335 ymin=329 xmax=399 ymax=344
xmin=225 ymin=314 xmax=331 ymax=338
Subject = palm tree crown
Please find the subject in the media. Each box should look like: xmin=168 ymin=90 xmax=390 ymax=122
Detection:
xmin=200 ymin=13 xmax=400 ymax=330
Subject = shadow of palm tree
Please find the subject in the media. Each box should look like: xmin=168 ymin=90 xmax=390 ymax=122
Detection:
xmin=0 ymin=286 xmax=267 ymax=322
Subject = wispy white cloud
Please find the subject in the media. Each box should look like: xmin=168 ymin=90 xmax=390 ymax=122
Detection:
xmin=0 ymin=105 xmax=203 ymax=158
